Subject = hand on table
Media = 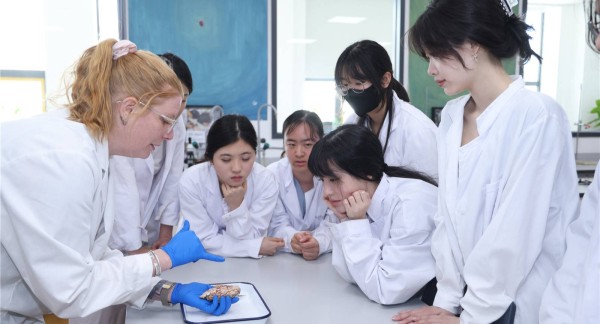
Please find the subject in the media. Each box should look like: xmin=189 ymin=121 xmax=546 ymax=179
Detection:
xmin=392 ymin=306 xmax=458 ymax=324
xmin=291 ymin=232 xmax=319 ymax=260
xmin=259 ymin=237 xmax=284 ymax=256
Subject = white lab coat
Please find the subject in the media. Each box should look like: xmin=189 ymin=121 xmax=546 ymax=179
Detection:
xmin=327 ymin=174 xmax=437 ymax=305
xmin=0 ymin=110 xmax=159 ymax=323
xmin=108 ymin=117 xmax=185 ymax=251
xmin=346 ymin=92 xmax=438 ymax=180
xmin=179 ymin=162 xmax=278 ymax=258
xmin=433 ymin=77 xmax=580 ymax=324
xmin=266 ymin=157 xmax=337 ymax=255
xmin=539 ymin=162 xmax=600 ymax=323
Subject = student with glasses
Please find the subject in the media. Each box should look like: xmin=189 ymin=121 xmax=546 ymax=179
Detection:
xmin=179 ymin=114 xmax=284 ymax=258
xmin=335 ymin=40 xmax=438 ymax=180
xmin=108 ymin=52 xmax=191 ymax=258
xmin=1 ymin=39 xmax=236 ymax=323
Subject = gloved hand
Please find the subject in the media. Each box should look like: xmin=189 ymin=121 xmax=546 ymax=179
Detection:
xmin=171 ymin=282 xmax=239 ymax=316
xmin=161 ymin=220 xmax=224 ymax=267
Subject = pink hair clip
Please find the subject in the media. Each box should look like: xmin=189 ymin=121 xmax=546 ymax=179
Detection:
xmin=112 ymin=40 xmax=138 ymax=60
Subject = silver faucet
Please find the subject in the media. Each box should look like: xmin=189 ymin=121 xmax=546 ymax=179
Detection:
xmin=210 ymin=105 xmax=224 ymax=121
xmin=256 ymin=103 xmax=278 ymax=165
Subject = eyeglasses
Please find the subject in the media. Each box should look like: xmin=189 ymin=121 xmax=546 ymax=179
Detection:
xmin=335 ymin=82 xmax=368 ymax=96
xmin=140 ymin=101 xmax=178 ymax=133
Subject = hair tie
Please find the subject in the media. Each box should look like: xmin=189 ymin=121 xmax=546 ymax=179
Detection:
xmin=500 ymin=0 xmax=518 ymax=16
xmin=112 ymin=40 xmax=137 ymax=60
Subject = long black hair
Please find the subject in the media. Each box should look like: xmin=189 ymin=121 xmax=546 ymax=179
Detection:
xmin=204 ymin=114 xmax=257 ymax=161
xmin=334 ymin=40 xmax=409 ymax=156
xmin=308 ymin=124 xmax=437 ymax=186
xmin=408 ymin=0 xmax=542 ymax=66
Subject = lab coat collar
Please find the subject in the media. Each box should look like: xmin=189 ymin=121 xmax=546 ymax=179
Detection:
xmin=445 ymin=96 xmax=470 ymax=124
xmin=281 ymin=156 xmax=320 ymax=190
xmin=443 ymin=98 xmax=467 ymax=215
xmin=376 ymin=92 xmax=402 ymax=142
xmin=281 ymin=157 xmax=294 ymax=188
xmin=96 ymin=137 xmax=110 ymax=173
xmin=207 ymin=163 xmax=222 ymax=195
xmin=475 ymin=76 xmax=523 ymax=136
xmin=95 ymin=136 xmax=113 ymax=248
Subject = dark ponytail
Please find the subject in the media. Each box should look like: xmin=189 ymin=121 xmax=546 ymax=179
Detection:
xmin=384 ymin=165 xmax=437 ymax=187
xmin=503 ymin=15 xmax=542 ymax=63
xmin=308 ymin=125 xmax=437 ymax=187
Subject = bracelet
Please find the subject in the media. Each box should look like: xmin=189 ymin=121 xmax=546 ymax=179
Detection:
xmin=148 ymin=250 xmax=162 ymax=277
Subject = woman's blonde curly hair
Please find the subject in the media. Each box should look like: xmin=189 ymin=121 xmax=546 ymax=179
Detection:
xmin=67 ymin=39 xmax=183 ymax=140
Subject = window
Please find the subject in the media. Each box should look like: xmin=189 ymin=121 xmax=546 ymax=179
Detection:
xmin=273 ymin=0 xmax=403 ymax=137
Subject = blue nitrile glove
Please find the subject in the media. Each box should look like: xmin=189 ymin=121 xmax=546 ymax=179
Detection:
xmin=161 ymin=220 xmax=224 ymax=267
xmin=171 ymin=283 xmax=239 ymax=316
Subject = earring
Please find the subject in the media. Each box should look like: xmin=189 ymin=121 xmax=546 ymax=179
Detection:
xmin=472 ymin=52 xmax=479 ymax=63
xmin=120 ymin=115 xmax=128 ymax=126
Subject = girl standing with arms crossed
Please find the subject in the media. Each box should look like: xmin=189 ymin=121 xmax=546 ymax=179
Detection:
xmin=335 ymin=40 xmax=438 ymax=180
xmin=267 ymin=110 xmax=337 ymax=261
xmin=394 ymin=0 xmax=580 ymax=323
xmin=180 ymin=115 xmax=283 ymax=258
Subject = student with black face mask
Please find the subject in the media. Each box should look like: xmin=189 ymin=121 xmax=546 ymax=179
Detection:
xmin=335 ymin=40 xmax=438 ymax=180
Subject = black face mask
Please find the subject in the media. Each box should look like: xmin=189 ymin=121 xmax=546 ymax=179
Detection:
xmin=344 ymin=85 xmax=381 ymax=117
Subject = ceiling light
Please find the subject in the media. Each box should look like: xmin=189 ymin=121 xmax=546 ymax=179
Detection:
xmin=287 ymin=38 xmax=316 ymax=44
xmin=328 ymin=16 xmax=366 ymax=24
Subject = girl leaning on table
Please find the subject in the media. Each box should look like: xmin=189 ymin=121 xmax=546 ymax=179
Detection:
xmin=307 ymin=124 xmax=438 ymax=305
xmin=267 ymin=110 xmax=338 ymax=261
xmin=0 ymin=39 xmax=236 ymax=323
xmin=393 ymin=0 xmax=580 ymax=323
xmin=179 ymin=114 xmax=284 ymax=259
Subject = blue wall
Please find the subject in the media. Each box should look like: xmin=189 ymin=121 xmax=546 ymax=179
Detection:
xmin=128 ymin=0 xmax=268 ymax=119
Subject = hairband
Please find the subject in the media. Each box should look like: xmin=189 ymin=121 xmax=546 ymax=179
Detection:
xmin=500 ymin=0 xmax=519 ymax=16
xmin=112 ymin=40 xmax=138 ymax=60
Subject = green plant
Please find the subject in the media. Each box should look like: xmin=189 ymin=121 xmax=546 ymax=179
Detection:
xmin=585 ymin=99 xmax=600 ymax=129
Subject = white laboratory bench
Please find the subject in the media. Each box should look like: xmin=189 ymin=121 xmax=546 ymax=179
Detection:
xmin=126 ymin=253 xmax=424 ymax=324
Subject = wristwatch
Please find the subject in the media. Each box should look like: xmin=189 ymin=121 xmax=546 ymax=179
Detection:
xmin=148 ymin=279 xmax=175 ymax=306
xmin=157 ymin=281 xmax=176 ymax=307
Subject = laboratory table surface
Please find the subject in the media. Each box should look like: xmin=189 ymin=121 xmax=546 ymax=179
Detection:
xmin=126 ymin=252 xmax=424 ymax=324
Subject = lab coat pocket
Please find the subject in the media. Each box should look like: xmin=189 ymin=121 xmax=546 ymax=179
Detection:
xmin=482 ymin=181 xmax=501 ymax=228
